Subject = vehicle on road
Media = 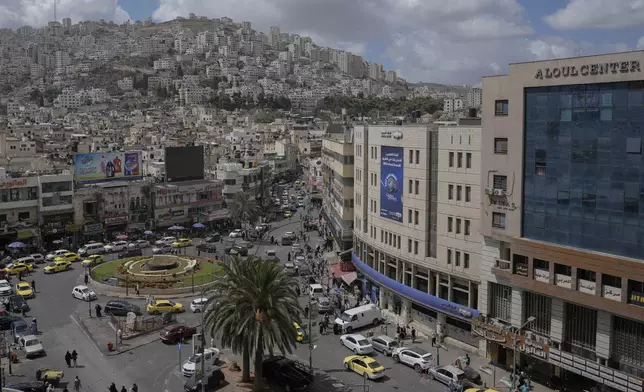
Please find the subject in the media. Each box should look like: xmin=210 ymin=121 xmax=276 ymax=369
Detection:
xmin=54 ymin=252 xmax=80 ymax=263
xmin=81 ymin=254 xmax=104 ymax=267
xmin=265 ymin=249 xmax=278 ymax=261
xmin=343 ymin=355 xmax=386 ymax=380
xmin=316 ymin=296 xmax=333 ymax=313
xmin=183 ymin=367 xmax=226 ymax=391
xmin=392 ymin=347 xmax=434 ymax=372
xmin=44 ymin=260 xmax=72 ymax=274
xmin=196 ymin=243 xmax=217 ymax=253
xmin=284 ymin=262 xmax=296 ymax=275
xmin=5 ymin=262 xmax=34 ymax=275
xmin=160 ymin=324 xmax=197 ymax=344
xmin=11 ymin=318 xmax=29 ymax=343
xmin=284 ymin=210 xmax=293 ymax=218
xmin=104 ymin=241 xmax=128 ymax=253
xmin=15 ymin=282 xmax=34 ymax=298
xmin=262 ymin=356 xmax=312 ymax=392
xmin=173 ymin=238 xmax=192 ymax=248
xmin=104 ymin=300 xmax=141 ymax=316
xmin=293 ymin=321 xmax=305 ymax=342
xmin=309 ymin=284 xmax=324 ymax=299
xmin=204 ymin=233 xmax=221 ymax=243
xmin=36 ymin=368 xmax=64 ymax=387
xmin=78 ymin=243 xmax=105 ymax=256
xmin=118 ymin=248 xmax=143 ymax=258
xmin=427 ymin=365 xmax=467 ymax=385
xmin=72 ymin=285 xmax=97 ymax=301
xmin=0 ymin=280 xmax=12 ymax=296
xmin=19 ymin=334 xmax=44 ymax=358
xmin=340 ymin=334 xmax=374 ymax=354
xmin=189 ymin=297 xmax=208 ymax=313
xmin=280 ymin=236 xmax=294 ymax=246
xmin=0 ymin=315 xmax=22 ymax=331
xmin=5 ymin=380 xmax=48 ymax=391
xmin=147 ymin=299 xmax=184 ymax=314
xmin=129 ymin=239 xmax=150 ymax=249
xmin=4 ymin=295 xmax=30 ymax=313
xmin=369 ymin=335 xmax=398 ymax=356
xmin=334 ymin=304 xmax=382 ymax=334
xmin=155 ymin=237 xmax=177 ymax=246
xmin=46 ymin=249 xmax=70 ymax=261
xmin=181 ymin=347 xmax=220 ymax=377
xmin=228 ymin=245 xmax=248 ymax=256
xmin=16 ymin=256 xmax=38 ymax=267
xmin=152 ymin=244 xmax=173 ymax=254
xmin=29 ymin=254 xmax=45 ymax=264
xmin=228 ymin=229 xmax=243 ymax=238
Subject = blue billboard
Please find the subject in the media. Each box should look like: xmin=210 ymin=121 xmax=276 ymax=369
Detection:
xmin=380 ymin=146 xmax=404 ymax=222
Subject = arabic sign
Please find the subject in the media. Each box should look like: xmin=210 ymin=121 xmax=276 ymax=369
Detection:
xmin=0 ymin=179 xmax=28 ymax=189
xmin=74 ymin=151 xmax=143 ymax=184
xmin=602 ymin=285 xmax=621 ymax=302
xmin=515 ymin=263 xmax=528 ymax=277
xmin=535 ymin=61 xmax=641 ymax=80
xmin=380 ymin=146 xmax=403 ymax=222
xmin=84 ymin=223 xmax=102 ymax=233
xmin=628 ymin=290 xmax=644 ymax=307
xmin=555 ymin=273 xmax=572 ymax=289
xmin=381 ymin=130 xmax=403 ymax=140
xmin=472 ymin=318 xmax=549 ymax=360
xmin=578 ymin=279 xmax=596 ymax=295
xmin=105 ymin=215 xmax=129 ymax=226
xmin=534 ymin=269 xmax=550 ymax=283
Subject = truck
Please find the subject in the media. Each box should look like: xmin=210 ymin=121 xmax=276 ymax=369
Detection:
xmin=262 ymin=356 xmax=312 ymax=391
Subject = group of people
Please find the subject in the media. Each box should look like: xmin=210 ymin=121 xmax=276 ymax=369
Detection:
xmin=43 ymin=376 xmax=81 ymax=392
xmin=108 ymin=382 xmax=138 ymax=392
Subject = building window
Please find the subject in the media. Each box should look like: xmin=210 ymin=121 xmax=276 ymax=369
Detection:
xmin=494 ymin=138 xmax=508 ymax=154
xmin=448 ymin=217 xmax=453 ymax=232
xmin=456 ymin=185 xmax=462 ymax=201
xmin=464 ymin=253 xmax=470 ymax=269
xmin=447 ymin=249 xmax=452 ymax=264
xmin=492 ymin=212 xmax=506 ymax=229
xmin=449 ymin=152 xmax=454 ymax=167
xmin=409 ymin=149 xmax=414 ymax=164
xmin=408 ymin=209 xmax=412 ymax=223
xmin=456 ymin=218 xmax=461 ymax=234
xmin=408 ymin=179 xmax=412 ymax=194
xmin=455 ymin=251 xmax=461 ymax=266
xmin=466 ymin=153 xmax=472 ymax=168
xmin=465 ymin=186 xmax=471 ymax=202
xmin=464 ymin=220 xmax=471 ymax=235
xmin=414 ymin=241 xmax=419 ymax=255
xmin=457 ymin=152 xmax=463 ymax=168
xmin=495 ymin=99 xmax=509 ymax=116
xmin=414 ymin=210 xmax=419 ymax=225
xmin=489 ymin=282 xmax=512 ymax=321
xmin=408 ymin=239 xmax=412 ymax=252
xmin=524 ymin=292 xmax=552 ymax=335
xmin=493 ymin=175 xmax=507 ymax=191
xmin=18 ymin=212 xmax=30 ymax=220
xmin=415 ymin=150 xmax=420 ymax=164
xmin=448 ymin=185 xmax=454 ymax=200
xmin=414 ymin=180 xmax=419 ymax=195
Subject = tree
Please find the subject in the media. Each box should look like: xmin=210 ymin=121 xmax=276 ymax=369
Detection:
xmin=204 ymin=256 xmax=301 ymax=390
xmin=230 ymin=191 xmax=261 ymax=233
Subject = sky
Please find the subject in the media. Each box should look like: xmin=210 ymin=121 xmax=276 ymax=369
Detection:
xmin=1 ymin=0 xmax=644 ymax=84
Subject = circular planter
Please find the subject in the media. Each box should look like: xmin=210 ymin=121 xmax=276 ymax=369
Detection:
xmin=144 ymin=257 xmax=179 ymax=271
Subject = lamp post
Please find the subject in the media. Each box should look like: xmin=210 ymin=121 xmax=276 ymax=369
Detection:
xmin=511 ymin=316 xmax=536 ymax=391
xmin=199 ymin=285 xmax=206 ymax=386
xmin=308 ymin=290 xmax=313 ymax=374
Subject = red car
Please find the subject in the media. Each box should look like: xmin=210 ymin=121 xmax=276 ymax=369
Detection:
xmin=160 ymin=324 xmax=197 ymax=344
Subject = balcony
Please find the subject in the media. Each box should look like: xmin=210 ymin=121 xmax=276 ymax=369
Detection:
xmin=494 ymin=258 xmax=511 ymax=271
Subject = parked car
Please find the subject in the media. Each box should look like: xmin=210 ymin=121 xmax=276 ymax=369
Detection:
xmin=104 ymin=241 xmax=128 ymax=253
xmin=343 ymin=355 xmax=386 ymax=380
xmin=262 ymin=356 xmax=312 ymax=391
xmin=340 ymin=334 xmax=374 ymax=355
xmin=196 ymin=243 xmax=217 ymax=253
xmin=118 ymin=249 xmax=143 ymax=259
xmin=29 ymin=254 xmax=45 ymax=264
xmin=0 ymin=280 xmax=12 ymax=296
xmin=15 ymin=282 xmax=35 ymax=298
xmin=316 ymin=296 xmax=333 ymax=314
xmin=160 ymin=324 xmax=197 ymax=344
xmin=228 ymin=229 xmax=243 ymax=238
xmin=0 ymin=315 xmax=22 ymax=331
xmin=72 ymin=285 xmax=97 ymax=301
xmin=203 ymin=233 xmax=221 ymax=243
xmin=183 ymin=367 xmax=226 ymax=391
xmin=228 ymin=246 xmax=248 ymax=256
xmin=129 ymin=239 xmax=150 ymax=249
xmin=152 ymin=244 xmax=173 ymax=254
xmin=46 ymin=249 xmax=69 ymax=261
xmin=369 ymin=335 xmax=398 ymax=356
xmin=4 ymin=381 xmax=46 ymax=392
xmin=11 ymin=318 xmax=29 ymax=343
xmin=392 ymin=347 xmax=433 ymax=372
xmin=155 ymin=237 xmax=177 ymax=246
xmin=427 ymin=365 xmax=468 ymax=385
xmin=189 ymin=297 xmax=208 ymax=313
xmin=104 ymin=300 xmax=141 ymax=316
xmin=4 ymin=295 xmax=30 ymax=313
xmin=181 ymin=347 xmax=221 ymax=377
xmin=19 ymin=335 xmax=44 ymax=358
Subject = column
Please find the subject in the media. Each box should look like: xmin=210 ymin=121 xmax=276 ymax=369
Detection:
xmin=411 ymin=265 xmax=417 ymax=289
xmin=550 ymin=297 xmax=564 ymax=343
xmin=596 ymin=311 xmax=612 ymax=360
xmin=548 ymin=260 xmax=555 ymax=285
xmin=379 ymin=288 xmax=386 ymax=310
xmin=468 ymin=281 xmax=474 ymax=309
xmin=396 ymin=259 xmax=402 ymax=282
xmin=435 ymin=273 xmax=441 ymax=298
xmin=527 ymin=256 xmax=534 ymax=280
xmin=510 ymin=288 xmax=523 ymax=328
xmin=595 ymin=272 xmax=602 ymax=296
xmin=447 ymin=275 xmax=454 ymax=302
xmin=571 ymin=267 xmax=578 ymax=291
xmin=400 ymin=298 xmax=411 ymax=324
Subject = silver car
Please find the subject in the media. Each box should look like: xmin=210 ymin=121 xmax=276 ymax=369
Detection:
xmin=370 ymin=335 xmax=399 ymax=356
xmin=427 ymin=365 xmax=467 ymax=385
xmin=316 ymin=296 xmax=333 ymax=313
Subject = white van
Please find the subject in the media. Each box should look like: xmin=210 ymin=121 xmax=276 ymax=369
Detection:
xmin=78 ymin=242 xmax=105 ymax=256
xmin=16 ymin=256 xmax=36 ymax=265
xmin=334 ymin=303 xmax=382 ymax=333
xmin=309 ymin=284 xmax=324 ymax=299
xmin=265 ymin=249 xmax=278 ymax=261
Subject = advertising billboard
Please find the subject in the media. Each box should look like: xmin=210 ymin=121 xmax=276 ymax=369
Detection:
xmin=380 ymin=146 xmax=404 ymax=222
xmin=165 ymin=146 xmax=205 ymax=182
xmin=74 ymin=151 xmax=143 ymax=184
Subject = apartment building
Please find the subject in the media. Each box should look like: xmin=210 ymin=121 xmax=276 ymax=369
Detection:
xmin=321 ymin=125 xmax=354 ymax=250
xmin=39 ymin=173 xmax=75 ymax=246
xmin=353 ymin=124 xmax=482 ymax=348
xmin=152 ymin=180 xmax=224 ymax=228
xmin=216 ymin=160 xmax=269 ymax=203
xmin=0 ymin=175 xmax=39 ymax=241
xmin=480 ymin=51 xmax=644 ymax=390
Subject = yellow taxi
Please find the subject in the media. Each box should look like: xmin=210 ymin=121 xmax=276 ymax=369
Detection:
xmin=5 ymin=262 xmax=34 ymax=275
xmin=284 ymin=211 xmax=293 ymax=218
xmin=44 ymin=260 xmax=72 ymax=274
xmin=293 ymin=321 xmax=305 ymax=342
xmin=172 ymin=238 xmax=192 ymax=248
xmin=343 ymin=355 xmax=386 ymax=380
xmin=82 ymin=254 xmax=104 ymax=268
xmin=465 ymin=389 xmax=500 ymax=392
xmin=55 ymin=252 xmax=81 ymax=263
xmin=15 ymin=282 xmax=34 ymax=298
xmin=147 ymin=299 xmax=184 ymax=314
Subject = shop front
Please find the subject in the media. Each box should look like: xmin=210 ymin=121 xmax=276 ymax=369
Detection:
xmin=155 ymin=207 xmax=191 ymax=228
xmin=104 ymin=214 xmax=129 ymax=239
xmin=83 ymin=223 xmax=103 ymax=242
xmin=41 ymin=212 xmax=75 ymax=248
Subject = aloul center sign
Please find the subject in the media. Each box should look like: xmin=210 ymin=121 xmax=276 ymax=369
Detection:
xmin=535 ymin=60 xmax=641 ymax=80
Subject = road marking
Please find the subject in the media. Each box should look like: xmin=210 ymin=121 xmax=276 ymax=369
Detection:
xmin=69 ymin=314 xmax=104 ymax=357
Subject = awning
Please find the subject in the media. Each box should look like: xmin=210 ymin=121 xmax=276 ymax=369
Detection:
xmin=341 ymin=272 xmax=358 ymax=286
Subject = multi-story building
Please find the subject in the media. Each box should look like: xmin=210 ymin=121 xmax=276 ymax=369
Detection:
xmin=39 ymin=173 xmax=75 ymax=246
xmin=216 ymin=160 xmax=269 ymax=203
xmin=0 ymin=174 xmax=40 ymax=243
xmin=467 ymin=88 xmax=482 ymax=108
xmin=480 ymin=51 xmax=644 ymax=390
xmin=352 ymin=124 xmax=482 ymax=348
xmin=152 ymin=180 xmax=224 ymax=228
xmin=321 ymin=125 xmax=354 ymax=250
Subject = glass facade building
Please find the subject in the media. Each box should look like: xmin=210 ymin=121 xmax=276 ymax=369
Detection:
xmin=523 ymin=81 xmax=644 ymax=259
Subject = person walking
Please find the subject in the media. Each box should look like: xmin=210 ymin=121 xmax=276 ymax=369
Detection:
xmin=71 ymin=350 xmax=78 ymax=367
xmin=117 ymin=329 xmax=123 ymax=345
xmin=62 ymin=386 xmax=69 ymax=392
xmin=109 ymin=382 xmax=118 ymax=392
xmin=131 ymin=383 xmax=138 ymax=392
xmin=411 ymin=326 xmax=416 ymax=343
xmin=64 ymin=351 xmax=72 ymax=367
xmin=73 ymin=376 xmax=81 ymax=392
xmin=46 ymin=383 xmax=55 ymax=392
xmin=121 ymin=386 xmax=127 ymax=392
xmin=95 ymin=304 xmax=102 ymax=317
xmin=31 ymin=279 xmax=36 ymax=292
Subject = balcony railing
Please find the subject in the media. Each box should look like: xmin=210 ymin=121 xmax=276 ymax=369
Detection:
xmin=494 ymin=258 xmax=511 ymax=271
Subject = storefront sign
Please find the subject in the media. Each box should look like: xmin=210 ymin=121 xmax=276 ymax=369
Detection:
xmin=578 ymin=279 xmax=596 ymax=295
xmin=66 ymin=224 xmax=81 ymax=233
xmin=104 ymin=215 xmax=129 ymax=226
xmin=534 ymin=268 xmax=550 ymax=283
xmin=381 ymin=130 xmax=403 ymax=140
xmin=628 ymin=290 xmax=644 ymax=307
xmin=535 ymin=61 xmax=641 ymax=80
xmin=602 ymin=285 xmax=622 ymax=302
xmin=518 ymin=339 xmax=549 ymax=360
xmin=515 ymin=264 xmax=528 ymax=277
xmin=473 ymin=318 xmax=550 ymax=360
xmin=489 ymin=197 xmax=518 ymax=211
xmin=84 ymin=223 xmax=102 ymax=233
xmin=472 ymin=321 xmax=509 ymax=344
xmin=0 ymin=178 xmax=28 ymax=189
xmin=555 ymin=273 xmax=572 ymax=289
xmin=157 ymin=208 xmax=186 ymax=220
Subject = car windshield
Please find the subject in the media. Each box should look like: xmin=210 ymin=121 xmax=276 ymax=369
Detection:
xmin=339 ymin=312 xmax=352 ymax=322
xmin=187 ymin=354 xmax=202 ymax=363
xmin=421 ymin=353 xmax=432 ymax=362
xmin=0 ymin=282 xmax=10 ymax=288
xmin=80 ymin=288 xmax=89 ymax=294
xmin=367 ymin=361 xmax=382 ymax=369
xmin=358 ymin=339 xmax=370 ymax=346
xmin=25 ymin=339 xmax=38 ymax=346
xmin=15 ymin=324 xmax=28 ymax=332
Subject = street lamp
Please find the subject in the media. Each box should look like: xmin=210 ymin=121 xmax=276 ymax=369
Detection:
xmin=511 ymin=316 xmax=536 ymax=391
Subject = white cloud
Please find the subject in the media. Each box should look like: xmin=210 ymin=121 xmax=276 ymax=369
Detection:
xmin=637 ymin=37 xmax=644 ymax=49
xmin=544 ymin=0 xmax=644 ymax=30
xmin=0 ymin=0 xmax=130 ymax=29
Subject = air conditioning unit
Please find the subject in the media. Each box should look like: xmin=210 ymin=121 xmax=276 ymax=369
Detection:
xmin=493 ymin=189 xmax=505 ymax=196
xmin=484 ymin=188 xmax=494 ymax=195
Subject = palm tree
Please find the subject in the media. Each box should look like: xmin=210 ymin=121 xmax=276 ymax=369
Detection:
xmin=205 ymin=256 xmax=302 ymax=390
xmin=230 ymin=191 xmax=261 ymax=235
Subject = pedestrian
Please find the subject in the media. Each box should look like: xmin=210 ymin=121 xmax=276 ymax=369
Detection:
xmin=118 ymin=329 xmax=123 ymax=345
xmin=65 ymin=350 xmax=72 ymax=367
xmin=109 ymin=382 xmax=118 ymax=392
xmin=131 ymin=384 xmax=138 ymax=392
xmin=304 ymin=305 xmax=309 ymax=317
xmin=411 ymin=327 xmax=416 ymax=343
xmin=71 ymin=349 xmax=78 ymax=367
xmin=135 ymin=284 xmax=140 ymax=295
xmin=31 ymin=279 xmax=36 ymax=292
xmin=431 ymin=335 xmax=437 ymax=347
xmin=287 ymin=253 xmax=291 ymax=262
xmin=32 ymin=317 xmax=37 ymax=334
xmin=73 ymin=376 xmax=81 ymax=392
xmin=464 ymin=353 xmax=471 ymax=366
xmin=62 ymin=386 xmax=69 ymax=392
xmin=449 ymin=379 xmax=456 ymax=392
xmin=84 ymin=274 xmax=89 ymax=284
xmin=295 ymin=285 xmax=300 ymax=296
xmin=121 ymin=386 xmax=127 ymax=392
xmin=95 ymin=304 xmax=102 ymax=317
xmin=46 ymin=383 xmax=55 ymax=392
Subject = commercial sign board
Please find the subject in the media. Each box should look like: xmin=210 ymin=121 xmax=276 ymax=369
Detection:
xmin=472 ymin=318 xmax=550 ymax=360
xmin=628 ymin=290 xmax=644 ymax=307
xmin=104 ymin=215 xmax=129 ymax=226
xmin=381 ymin=130 xmax=403 ymax=140
xmin=84 ymin=223 xmax=102 ymax=233
xmin=0 ymin=179 xmax=29 ymax=189
xmin=74 ymin=151 xmax=142 ymax=185
xmin=380 ymin=146 xmax=403 ymax=222
xmin=535 ymin=60 xmax=641 ymax=80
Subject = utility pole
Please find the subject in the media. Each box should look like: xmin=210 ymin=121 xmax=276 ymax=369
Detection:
xmin=307 ymin=290 xmax=313 ymax=374
xmin=200 ymin=285 xmax=206 ymax=384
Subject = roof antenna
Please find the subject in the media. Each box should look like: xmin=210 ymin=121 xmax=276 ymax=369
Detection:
xmin=54 ymin=0 xmax=57 ymax=22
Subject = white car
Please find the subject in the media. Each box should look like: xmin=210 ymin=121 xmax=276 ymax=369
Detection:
xmin=104 ymin=241 xmax=128 ymax=252
xmin=29 ymin=254 xmax=45 ymax=264
xmin=0 ymin=280 xmax=12 ymax=296
xmin=152 ymin=244 xmax=172 ymax=254
xmin=72 ymin=285 xmax=97 ymax=301
xmin=46 ymin=249 xmax=69 ymax=261
xmin=340 ymin=334 xmax=374 ymax=355
xmin=189 ymin=297 xmax=208 ymax=313
xmin=19 ymin=335 xmax=45 ymax=358
xmin=129 ymin=239 xmax=150 ymax=249
xmin=155 ymin=236 xmax=176 ymax=246
xmin=229 ymin=229 xmax=243 ymax=238
xmin=392 ymin=347 xmax=433 ymax=372
xmin=181 ymin=347 xmax=220 ymax=377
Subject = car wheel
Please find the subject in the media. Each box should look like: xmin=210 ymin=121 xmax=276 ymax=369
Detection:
xmin=372 ymin=318 xmax=379 ymax=326
xmin=414 ymin=364 xmax=422 ymax=373
xmin=393 ymin=355 xmax=400 ymax=363
xmin=346 ymin=326 xmax=352 ymax=333
xmin=353 ymin=347 xmax=357 ymax=353
xmin=344 ymin=362 xmax=349 ymax=370
xmin=428 ymin=372 xmax=435 ymax=380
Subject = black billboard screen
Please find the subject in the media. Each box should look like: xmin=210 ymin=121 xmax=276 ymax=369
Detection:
xmin=165 ymin=146 xmax=205 ymax=182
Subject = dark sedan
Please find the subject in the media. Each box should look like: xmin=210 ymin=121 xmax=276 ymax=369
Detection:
xmin=228 ymin=246 xmax=248 ymax=256
xmin=5 ymin=295 xmax=29 ymax=313
xmin=204 ymin=233 xmax=221 ymax=243
xmin=104 ymin=300 xmax=141 ymax=317
xmin=160 ymin=324 xmax=197 ymax=344
xmin=4 ymin=381 xmax=46 ymax=392
xmin=0 ymin=315 xmax=23 ymax=331
xmin=118 ymin=249 xmax=143 ymax=259
xmin=196 ymin=243 xmax=217 ymax=253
